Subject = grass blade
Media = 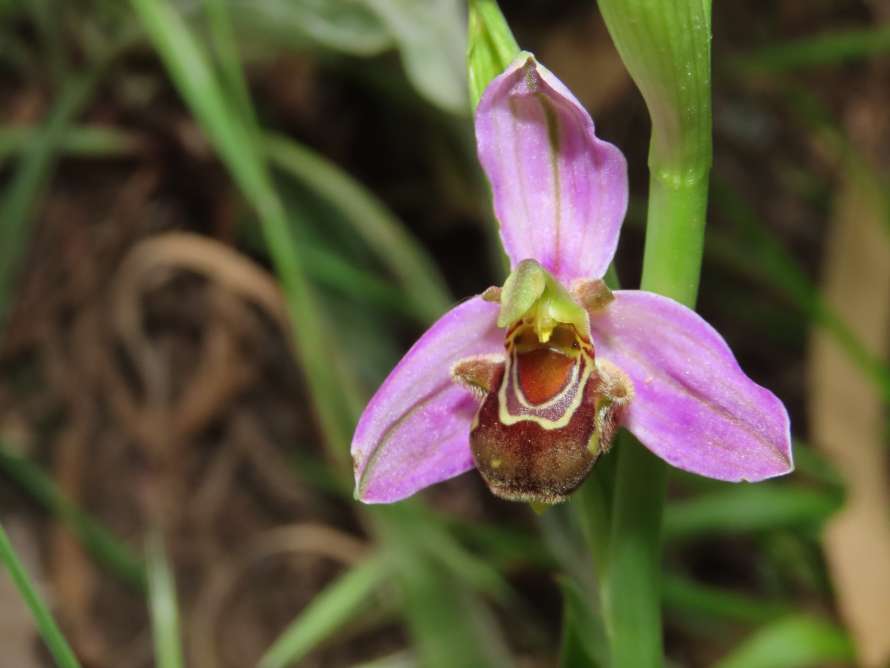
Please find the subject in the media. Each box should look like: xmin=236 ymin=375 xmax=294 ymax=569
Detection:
xmin=714 ymin=615 xmax=855 ymax=668
xmin=147 ymin=532 xmax=185 ymax=668
xmin=663 ymin=574 xmax=790 ymax=624
xmin=0 ymin=121 xmax=415 ymax=320
xmin=0 ymin=72 xmax=97 ymax=326
xmin=201 ymin=0 xmax=255 ymax=127
xmin=376 ymin=506 xmax=513 ymax=668
xmin=0 ymin=125 xmax=142 ymax=162
xmin=349 ymin=651 xmax=415 ymax=668
xmin=732 ymin=25 xmax=890 ymax=73
xmin=0 ymin=446 xmax=145 ymax=590
xmin=129 ymin=0 xmax=361 ymax=454
xmin=558 ymin=576 xmax=607 ymax=668
xmin=0 ymin=522 xmax=81 ymax=668
xmin=264 ymin=133 xmax=452 ymax=324
xmin=664 ymin=485 xmax=841 ymax=542
xmin=258 ymin=556 xmax=389 ymax=668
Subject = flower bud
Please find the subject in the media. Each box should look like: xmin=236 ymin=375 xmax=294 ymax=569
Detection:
xmin=467 ymin=0 xmax=520 ymax=109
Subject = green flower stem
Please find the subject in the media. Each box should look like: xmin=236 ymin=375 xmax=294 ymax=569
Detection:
xmin=603 ymin=131 xmax=710 ymax=668
xmin=597 ymin=1 xmax=713 ymax=666
xmin=640 ymin=173 xmax=709 ymax=304
xmin=604 ymin=437 xmax=666 ymax=666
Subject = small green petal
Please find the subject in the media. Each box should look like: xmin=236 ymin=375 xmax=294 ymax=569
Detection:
xmin=496 ymin=259 xmax=590 ymax=341
xmin=498 ymin=259 xmax=547 ymax=328
xmin=538 ymin=280 xmax=590 ymax=341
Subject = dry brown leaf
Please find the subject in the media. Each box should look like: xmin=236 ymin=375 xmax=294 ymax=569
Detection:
xmin=109 ymin=231 xmax=291 ymax=451
xmin=808 ymin=162 xmax=890 ymax=668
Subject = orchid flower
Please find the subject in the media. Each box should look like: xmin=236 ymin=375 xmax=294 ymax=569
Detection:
xmin=351 ymin=53 xmax=793 ymax=505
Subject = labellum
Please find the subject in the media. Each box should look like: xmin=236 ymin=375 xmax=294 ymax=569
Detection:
xmin=453 ymin=294 xmax=632 ymax=505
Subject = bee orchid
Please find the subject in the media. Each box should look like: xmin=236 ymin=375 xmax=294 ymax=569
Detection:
xmin=351 ymin=53 xmax=792 ymax=504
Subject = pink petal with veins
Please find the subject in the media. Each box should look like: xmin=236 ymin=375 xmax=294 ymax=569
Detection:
xmin=590 ymin=290 xmax=793 ymax=481
xmin=475 ymin=53 xmax=628 ymax=283
xmin=352 ymin=297 xmax=501 ymax=503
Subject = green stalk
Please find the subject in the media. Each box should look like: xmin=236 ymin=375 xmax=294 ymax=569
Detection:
xmin=640 ymin=176 xmax=708 ymax=304
xmin=0 ymin=522 xmax=81 ymax=668
xmin=146 ymin=532 xmax=184 ymax=668
xmin=603 ymin=437 xmax=667 ymax=668
xmin=597 ymin=1 xmax=713 ymax=665
xmin=467 ymin=0 xmax=520 ymax=108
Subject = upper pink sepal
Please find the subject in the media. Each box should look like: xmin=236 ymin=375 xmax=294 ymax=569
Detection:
xmin=474 ymin=53 xmax=628 ymax=284
xmin=351 ymin=297 xmax=502 ymax=503
xmin=589 ymin=291 xmax=793 ymax=482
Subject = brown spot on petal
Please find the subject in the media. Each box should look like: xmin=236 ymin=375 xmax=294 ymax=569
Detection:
xmin=571 ymin=278 xmax=614 ymax=312
xmin=481 ymin=286 xmax=502 ymax=302
xmin=451 ymin=355 xmax=504 ymax=397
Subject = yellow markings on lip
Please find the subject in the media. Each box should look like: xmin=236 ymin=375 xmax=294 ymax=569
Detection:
xmin=497 ymin=352 xmax=593 ymax=430
xmin=494 ymin=321 xmax=595 ymax=430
